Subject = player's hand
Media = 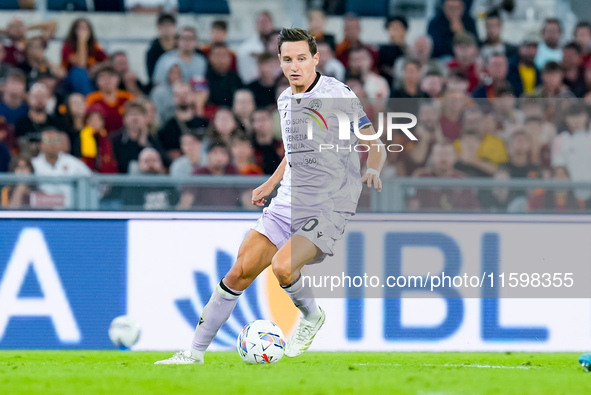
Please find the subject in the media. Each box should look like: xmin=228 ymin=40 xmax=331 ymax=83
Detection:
xmin=361 ymin=170 xmax=382 ymax=192
xmin=251 ymin=182 xmax=273 ymax=207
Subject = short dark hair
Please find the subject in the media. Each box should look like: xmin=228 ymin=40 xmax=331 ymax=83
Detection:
xmin=209 ymin=42 xmax=229 ymax=52
xmin=125 ymin=100 xmax=147 ymax=115
xmin=157 ymin=12 xmax=176 ymax=25
xmin=385 ymin=15 xmax=408 ymax=31
xmin=543 ymin=61 xmax=562 ymax=73
xmin=543 ymin=18 xmax=562 ymax=33
xmin=181 ymin=130 xmax=204 ymax=142
xmin=564 ymin=41 xmax=582 ymax=54
xmin=575 ymin=21 xmax=591 ymax=33
xmin=257 ymin=52 xmax=274 ymax=64
xmin=486 ymin=9 xmax=501 ymax=20
xmin=212 ymin=20 xmax=227 ymax=31
xmin=277 ymin=27 xmax=317 ymax=55
xmin=207 ymin=139 xmax=229 ymax=153
xmin=95 ymin=65 xmax=118 ymax=77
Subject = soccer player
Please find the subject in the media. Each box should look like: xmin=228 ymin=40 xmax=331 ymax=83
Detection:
xmin=155 ymin=27 xmax=386 ymax=364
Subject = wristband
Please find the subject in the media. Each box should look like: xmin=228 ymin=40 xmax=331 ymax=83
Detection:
xmin=364 ymin=168 xmax=380 ymax=176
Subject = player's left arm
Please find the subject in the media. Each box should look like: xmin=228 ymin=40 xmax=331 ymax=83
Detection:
xmin=357 ymin=124 xmax=386 ymax=192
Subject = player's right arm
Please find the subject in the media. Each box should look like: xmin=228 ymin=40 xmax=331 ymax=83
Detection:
xmin=251 ymin=156 xmax=287 ymax=206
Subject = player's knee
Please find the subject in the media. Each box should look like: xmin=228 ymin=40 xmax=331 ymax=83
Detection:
xmin=271 ymin=254 xmax=291 ymax=286
xmin=225 ymin=259 xmax=255 ymax=290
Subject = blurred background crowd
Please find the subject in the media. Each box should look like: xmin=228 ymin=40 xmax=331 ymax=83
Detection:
xmin=0 ymin=0 xmax=589 ymax=212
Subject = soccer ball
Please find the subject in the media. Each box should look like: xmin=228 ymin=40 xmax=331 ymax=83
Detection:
xmin=237 ymin=320 xmax=286 ymax=364
xmin=109 ymin=316 xmax=141 ymax=349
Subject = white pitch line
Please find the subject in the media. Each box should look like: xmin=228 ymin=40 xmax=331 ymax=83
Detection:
xmin=352 ymin=362 xmax=538 ymax=369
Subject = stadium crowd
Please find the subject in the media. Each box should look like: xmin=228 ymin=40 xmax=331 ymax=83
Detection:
xmin=0 ymin=0 xmax=590 ymax=212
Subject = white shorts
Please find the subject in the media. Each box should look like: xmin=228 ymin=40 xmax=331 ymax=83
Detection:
xmin=251 ymin=198 xmax=351 ymax=264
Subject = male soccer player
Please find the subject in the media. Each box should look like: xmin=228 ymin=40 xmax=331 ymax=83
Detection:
xmin=156 ymin=27 xmax=386 ymax=364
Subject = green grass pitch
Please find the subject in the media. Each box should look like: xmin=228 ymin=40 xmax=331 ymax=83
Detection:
xmin=0 ymin=351 xmax=589 ymax=394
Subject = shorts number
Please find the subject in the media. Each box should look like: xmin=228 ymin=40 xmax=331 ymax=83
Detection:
xmin=301 ymin=218 xmax=319 ymax=232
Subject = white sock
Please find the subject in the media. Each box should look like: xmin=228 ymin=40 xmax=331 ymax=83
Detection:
xmin=190 ymin=279 xmax=242 ymax=358
xmin=281 ymin=274 xmax=322 ymax=322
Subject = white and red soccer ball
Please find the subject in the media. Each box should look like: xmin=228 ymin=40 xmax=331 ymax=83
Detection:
xmin=237 ymin=320 xmax=286 ymax=364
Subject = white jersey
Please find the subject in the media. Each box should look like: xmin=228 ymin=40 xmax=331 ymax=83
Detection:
xmin=274 ymin=73 xmax=371 ymax=215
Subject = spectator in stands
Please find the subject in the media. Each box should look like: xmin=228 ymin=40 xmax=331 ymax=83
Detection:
xmin=447 ymin=68 xmax=470 ymax=94
xmin=35 ymin=71 xmax=61 ymax=115
xmin=574 ymin=21 xmax=591 ymax=65
xmin=246 ymin=53 xmax=278 ymax=109
xmin=491 ymin=86 xmax=523 ymax=133
xmin=561 ymin=42 xmax=586 ymax=98
xmin=72 ymin=104 xmax=117 ymax=173
xmin=60 ymin=93 xmax=86 ymax=141
xmin=18 ymin=36 xmax=65 ymax=87
xmin=62 ymin=18 xmax=107 ymax=95
xmin=151 ymin=61 xmax=183 ymax=123
xmin=551 ymin=102 xmax=591 ymax=205
xmin=170 ymin=131 xmax=203 ymax=178
xmin=520 ymin=99 xmax=557 ymax=145
xmin=479 ymin=10 xmax=517 ymax=64
xmin=390 ymin=59 xmax=423 ymax=99
xmin=528 ymin=166 xmax=581 ymax=212
xmin=87 ymin=65 xmax=135 ymax=133
xmin=0 ymin=139 xmax=9 ymax=172
xmin=157 ymin=82 xmax=208 ymax=159
xmin=506 ymin=32 xmax=540 ymax=97
xmin=420 ymin=68 xmax=445 ymax=99
xmin=535 ymin=18 xmax=563 ymax=70
xmin=0 ymin=71 xmax=28 ymax=127
xmin=251 ymin=108 xmax=283 ymax=174
xmin=153 ymin=27 xmax=207 ymax=86
xmin=146 ymin=13 xmax=177 ymax=86
xmin=316 ymin=41 xmax=345 ymax=82
xmin=126 ymin=0 xmax=174 ymax=14
xmin=142 ymin=98 xmax=160 ymax=135
xmin=393 ymin=36 xmax=442 ymax=90
xmin=2 ymin=17 xmax=56 ymax=67
xmin=378 ymin=15 xmax=407 ymax=86
xmin=397 ymin=101 xmax=442 ymax=176
xmin=201 ymin=20 xmax=237 ymax=71
xmin=409 ymin=141 xmax=479 ymax=211
xmin=473 ymin=53 xmax=509 ymax=99
xmin=32 ymin=129 xmax=91 ymax=209
xmin=111 ymin=51 xmax=147 ymax=98
xmin=231 ymin=133 xmax=263 ymax=175
xmin=336 ymin=14 xmax=378 ymax=70
xmin=0 ymin=42 xmax=16 ymax=87
xmin=472 ymin=108 xmax=508 ymax=166
xmin=232 ymin=89 xmax=256 ymax=131
xmin=447 ymin=32 xmax=480 ymax=93
xmin=478 ymin=167 xmax=513 ymax=211
xmin=15 ymin=83 xmax=64 ymax=155
xmin=112 ymin=101 xmax=166 ymax=173
xmin=1 ymin=155 xmax=34 ymax=208
xmin=206 ymin=43 xmax=244 ymax=107
xmin=348 ymin=47 xmax=389 ymax=99
xmin=177 ymin=140 xmax=240 ymax=209
xmin=527 ymin=61 xmax=574 ymax=99
xmin=204 ymin=107 xmax=243 ymax=151
xmin=454 ymin=130 xmax=495 ymax=177
xmin=439 ymin=89 xmax=467 ymax=141
xmin=308 ymin=9 xmax=335 ymax=50
xmin=119 ymin=147 xmax=178 ymax=210
xmin=428 ymin=0 xmax=477 ymax=59
xmin=505 ymin=130 xmax=540 ymax=181
xmin=237 ymin=11 xmax=275 ymax=84
xmin=523 ymin=116 xmax=551 ymax=174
